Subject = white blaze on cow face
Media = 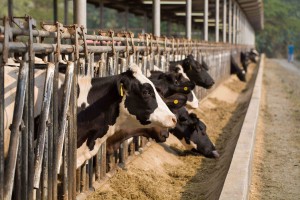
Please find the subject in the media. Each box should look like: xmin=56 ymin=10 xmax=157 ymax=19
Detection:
xmin=176 ymin=64 xmax=189 ymax=80
xmin=128 ymin=63 xmax=177 ymax=128
xmin=77 ymin=76 xmax=92 ymax=108
xmin=175 ymin=65 xmax=199 ymax=109
xmin=180 ymin=138 xmax=197 ymax=150
xmin=186 ymin=91 xmax=199 ymax=109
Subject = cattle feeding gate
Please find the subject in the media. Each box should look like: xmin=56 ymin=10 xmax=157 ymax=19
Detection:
xmin=0 ymin=16 xmax=252 ymax=200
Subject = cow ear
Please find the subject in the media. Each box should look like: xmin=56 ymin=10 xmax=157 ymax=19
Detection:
xmin=117 ymin=76 xmax=131 ymax=97
xmin=201 ymin=61 xmax=209 ymax=71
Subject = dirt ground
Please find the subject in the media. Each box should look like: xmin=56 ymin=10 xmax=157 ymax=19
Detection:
xmin=249 ymin=59 xmax=300 ymax=200
xmin=87 ymin=63 xmax=258 ymax=200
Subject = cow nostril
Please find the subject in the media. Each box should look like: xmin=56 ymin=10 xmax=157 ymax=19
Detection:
xmin=172 ymin=117 xmax=177 ymax=124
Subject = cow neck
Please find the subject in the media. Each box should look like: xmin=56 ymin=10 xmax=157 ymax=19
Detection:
xmin=76 ymin=74 xmax=123 ymax=148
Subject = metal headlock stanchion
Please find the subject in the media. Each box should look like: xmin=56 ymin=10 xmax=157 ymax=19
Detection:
xmin=0 ymin=15 xmax=254 ymax=200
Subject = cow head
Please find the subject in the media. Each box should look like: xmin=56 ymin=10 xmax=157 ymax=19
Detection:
xmin=179 ymin=55 xmax=215 ymax=89
xmin=119 ymin=63 xmax=177 ymax=129
xmin=186 ymin=91 xmax=199 ymax=109
xmin=249 ymin=49 xmax=259 ymax=63
xmin=149 ymin=71 xmax=195 ymax=97
xmin=163 ymin=93 xmax=188 ymax=110
xmin=171 ymin=108 xmax=219 ymax=159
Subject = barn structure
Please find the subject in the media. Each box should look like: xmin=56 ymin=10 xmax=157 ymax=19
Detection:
xmin=0 ymin=0 xmax=263 ymax=200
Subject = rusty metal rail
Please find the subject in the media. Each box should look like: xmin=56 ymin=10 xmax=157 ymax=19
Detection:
xmin=0 ymin=16 xmax=253 ymax=200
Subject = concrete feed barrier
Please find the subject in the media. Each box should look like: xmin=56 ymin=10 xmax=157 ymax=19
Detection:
xmin=219 ymin=54 xmax=265 ymax=200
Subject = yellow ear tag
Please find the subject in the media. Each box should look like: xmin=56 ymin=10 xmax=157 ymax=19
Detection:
xmin=184 ymin=87 xmax=188 ymax=91
xmin=174 ymin=99 xmax=179 ymax=104
xmin=120 ymin=83 xmax=124 ymax=97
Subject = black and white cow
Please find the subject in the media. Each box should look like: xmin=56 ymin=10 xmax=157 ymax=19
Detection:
xmin=106 ymin=93 xmax=188 ymax=154
xmin=169 ymin=55 xmax=215 ymax=89
xmin=149 ymin=71 xmax=195 ymax=97
xmin=170 ymin=107 xmax=219 ymax=159
xmin=4 ymin=63 xmax=177 ymax=168
xmin=231 ymin=55 xmax=246 ymax=82
xmin=240 ymin=49 xmax=260 ymax=72
xmin=168 ymin=55 xmax=215 ymax=109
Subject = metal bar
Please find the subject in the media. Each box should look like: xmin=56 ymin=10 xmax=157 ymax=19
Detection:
xmin=124 ymin=7 xmax=129 ymax=30
xmin=153 ymin=0 xmax=161 ymax=36
xmin=63 ymin=123 xmax=69 ymax=200
xmin=47 ymin=66 xmax=54 ymax=200
xmin=64 ymin=0 xmax=68 ymax=25
xmin=88 ymin=159 xmax=93 ymax=190
xmin=100 ymin=142 xmax=106 ymax=179
xmin=41 ymin=127 xmax=48 ymax=200
xmin=204 ymin=0 xmax=209 ymax=41
xmin=74 ymin=0 xmax=87 ymax=27
xmin=0 ymin=25 xmax=215 ymax=47
xmin=33 ymin=63 xmax=55 ymax=189
xmin=14 ymin=134 xmax=22 ymax=200
xmin=99 ymin=0 xmax=104 ymax=29
xmin=8 ymin=0 xmax=13 ymax=18
xmin=27 ymin=17 xmax=35 ymax=200
xmin=186 ymin=0 xmax=192 ymax=40
xmin=233 ymin=2 xmax=236 ymax=44
xmin=223 ymin=0 xmax=227 ymax=42
xmin=4 ymin=57 xmax=29 ymax=200
xmin=53 ymin=0 xmax=58 ymax=22
xmin=143 ymin=12 xmax=148 ymax=33
xmin=0 ymin=50 xmax=4 ymax=200
xmin=216 ymin=0 xmax=220 ymax=42
xmin=229 ymin=0 xmax=232 ymax=43
xmin=21 ymin=56 xmax=29 ymax=200
xmin=56 ymin=62 xmax=74 ymax=174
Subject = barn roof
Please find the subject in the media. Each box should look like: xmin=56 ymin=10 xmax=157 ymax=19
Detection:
xmin=87 ymin=0 xmax=264 ymax=31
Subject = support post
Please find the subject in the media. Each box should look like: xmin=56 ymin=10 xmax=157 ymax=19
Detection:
xmin=204 ymin=0 xmax=209 ymax=41
xmin=233 ymin=2 xmax=236 ymax=44
xmin=99 ymin=0 xmax=104 ymax=29
xmin=64 ymin=0 xmax=68 ymax=25
xmin=186 ymin=0 xmax=192 ymax=40
xmin=215 ymin=0 xmax=220 ymax=42
xmin=74 ymin=0 xmax=87 ymax=27
xmin=53 ymin=0 xmax=58 ymax=22
xmin=223 ymin=0 xmax=227 ymax=42
xmin=143 ymin=13 xmax=148 ymax=33
xmin=153 ymin=0 xmax=161 ymax=36
xmin=124 ymin=7 xmax=129 ymax=30
xmin=228 ymin=0 xmax=232 ymax=43
xmin=8 ymin=0 xmax=13 ymax=18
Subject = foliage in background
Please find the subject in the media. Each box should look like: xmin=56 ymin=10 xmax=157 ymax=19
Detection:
xmin=256 ymin=0 xmax=300 ymax=58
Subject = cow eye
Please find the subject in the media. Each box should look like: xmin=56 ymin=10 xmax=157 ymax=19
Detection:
xmin=142 ymin=90 xmax=152 ymax=98
xmin=174 ymin=80 xmax=179 ymax=85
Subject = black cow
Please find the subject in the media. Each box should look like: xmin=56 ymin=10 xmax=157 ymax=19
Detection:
xmin=240 ymin=49 xmax=260 ymax=72
xmin=170 ymin=107 xmax=219 ymax=159
xmin=231 ymin=56 xmax=246 ymax=82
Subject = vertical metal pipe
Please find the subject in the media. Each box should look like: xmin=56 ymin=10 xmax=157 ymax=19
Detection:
xmin=8 ymin=0 xmax=13 ymax=18
xmin=33 ymin=63 xmax=55 ymax=189
xmin=143 ymin=13 xmax=148 ymax=33
xmin=153 ymin=0 xmax=160 ymax=36
xmin=99 ymin=0 xmax=104 ymax=29
xmin=204 ymin=0 xmax=209 ymax=41
xmin=4 ymin=57 xmax=29 ymax=200
xmin=21 ymin=55 xmax=29 ymax=200
xmin=215 ymin=0 xmax=220 ymax=42
xmin=74 ymin=0 xmax=87 ymax=27
xmin=228 ymin=0 xmax=232 ymax=43
xmin=124 ymin=7 xmax=129 ymax=30
xmin=186 ymin=0 xmax=192 ymax=40
xmin=233 ymin=2 xmax=236 ymax=44
xmin=0 ymin=55 xmax=4 ymax=200
xmin=223 ymin=0 xmax=227 ymax=42
xmin=64 ymin=0 xmax=69 ymax=25
xmin=53 ymin=0 xmax=58 ymax=22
